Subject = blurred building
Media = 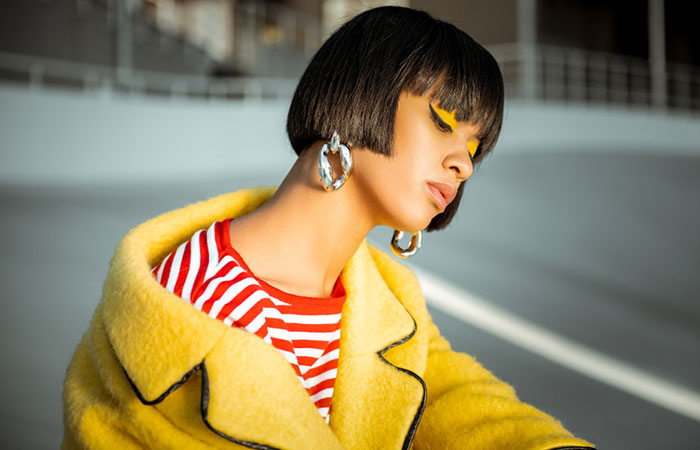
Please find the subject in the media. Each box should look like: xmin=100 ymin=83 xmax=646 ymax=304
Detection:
xmin=413 ymin=0 xmax=699 ymax=110
xmin=0 ymin=0 xmax=698 ymax=110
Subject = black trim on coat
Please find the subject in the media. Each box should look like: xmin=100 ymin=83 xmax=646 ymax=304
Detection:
xmin=126 ymin=363 xmax=202 ymax=405
xmin=376 ymin=314 xmax=427 ymax=450
xmin=549 ymin=447 xmax=597 ymax=450
xmin=121 ymin=338 xmax=591 ymax=450
xmin=118 ymin=303 xmax=427 ymax=450
xmin=123 ymin=363 xmax=282 ymax=450
xmin=200 ymin=363 xmax=283 ymax=450
xmin=122 ymin=314 xmax=428 ymax=450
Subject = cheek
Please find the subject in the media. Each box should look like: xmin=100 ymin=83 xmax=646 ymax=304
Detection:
xmin=351 ymin=149 xmax=437 ymax=231
xmin=386 ymin=171 xmax=440 ymax=231
xmin=393 ymin=129 xmax=439 ymax=181
xmin=387 ymin=139 xmax=422 ymax=175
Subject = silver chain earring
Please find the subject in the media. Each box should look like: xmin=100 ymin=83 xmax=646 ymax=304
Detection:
xmin=318 ymin=131 xmax=353 ymax=192
xmin=390 ymin=230 xmax=423 ymax=258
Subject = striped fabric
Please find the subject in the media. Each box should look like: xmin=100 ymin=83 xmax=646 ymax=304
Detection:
xmin=152 ymin=219 xmax=346 ymax=422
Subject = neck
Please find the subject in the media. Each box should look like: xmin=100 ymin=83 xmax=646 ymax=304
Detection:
xmin=228 ymin=143 xmax=376 ymax=298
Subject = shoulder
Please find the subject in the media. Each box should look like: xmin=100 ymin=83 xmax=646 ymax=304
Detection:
xmin=152 ymin=219 xmax=232 ymax=300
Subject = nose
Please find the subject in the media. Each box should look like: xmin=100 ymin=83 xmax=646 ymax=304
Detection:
xmin=443 ymin=148 xmax=473 ymax=182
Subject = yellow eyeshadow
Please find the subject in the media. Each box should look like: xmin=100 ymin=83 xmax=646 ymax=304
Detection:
xmin=431 ymin=102 xmax=480 ymax=158
xmin=467 ymin=141 xmax=479 ymax=158
xmin=431 ymin=103 xmax=458 ymax=131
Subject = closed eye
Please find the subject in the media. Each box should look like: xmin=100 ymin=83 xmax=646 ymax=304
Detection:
xmin=429 ymin=104 xmax=453 ymax=133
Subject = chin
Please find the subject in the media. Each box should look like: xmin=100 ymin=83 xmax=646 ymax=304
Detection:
xmin=392 ymin=213 xmax=434 ymax=233
xmin=384 ymin=198 xmax=438 ymax=232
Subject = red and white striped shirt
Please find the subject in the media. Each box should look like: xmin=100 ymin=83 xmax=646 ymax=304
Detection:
xmin=152 ymin=218 xmax=346 ymax=422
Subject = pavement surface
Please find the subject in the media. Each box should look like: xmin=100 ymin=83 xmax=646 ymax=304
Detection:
xmin=1 ymin=151 xmax=699 ymax=449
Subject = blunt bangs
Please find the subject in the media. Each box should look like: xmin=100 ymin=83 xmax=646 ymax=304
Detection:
xmin=286 ymin=6 xmax=504 ymax=232
xmin=404 ymin=23 xmax=505 ymax=168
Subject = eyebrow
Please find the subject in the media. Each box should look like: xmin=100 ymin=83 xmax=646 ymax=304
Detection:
xmin=429 ymin=103 xmax=455 ymax=132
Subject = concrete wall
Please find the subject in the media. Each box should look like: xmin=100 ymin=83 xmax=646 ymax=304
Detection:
xmin=0 ymin=84 xmax=295 ymax=185
xmin=1 ymin=83 xmax=699 ymax=186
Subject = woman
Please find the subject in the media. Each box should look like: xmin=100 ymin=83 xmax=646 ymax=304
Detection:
xmin=63 ymin=6 xmax=594 ymax=450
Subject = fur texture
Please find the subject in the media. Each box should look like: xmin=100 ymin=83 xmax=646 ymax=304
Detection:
xmin=62 ymin=187 xmax=594 ymax=449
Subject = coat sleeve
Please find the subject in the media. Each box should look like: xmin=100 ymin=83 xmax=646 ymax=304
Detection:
xmin=412 ymin=316 xmax=595 ymax=450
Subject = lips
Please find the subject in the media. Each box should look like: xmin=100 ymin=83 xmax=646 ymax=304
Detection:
xmin=427 ymin=181 xmax=458 ymax=211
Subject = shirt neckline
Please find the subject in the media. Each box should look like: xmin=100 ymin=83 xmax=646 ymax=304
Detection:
xmin=218 ymin=218 xmax=346 ymax=308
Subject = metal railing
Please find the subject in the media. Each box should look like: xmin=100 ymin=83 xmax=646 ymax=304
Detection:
xmin=488 ymin=43 xmax=700 ymax=113
xmin=0 ymin=51 xmax=297 ymax=100
xmin=2 ymin=40 xmax=699 ymax=113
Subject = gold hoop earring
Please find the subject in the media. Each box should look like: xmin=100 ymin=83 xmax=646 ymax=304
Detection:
xmin=318 ymin=131 xmax=352 ymax=192
xmin=390 ymin=230 xmax=423 ymax=258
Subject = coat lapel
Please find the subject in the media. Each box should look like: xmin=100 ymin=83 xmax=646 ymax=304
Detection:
xmin=102 ymin=187 xmax=426 ymax=450
xmin=102 ymin=187 xmax=277 ymax=401
xmin=330 ymin=241 xmax=427 ymax=450
xmin=199 ymin=326 xmax=344 ymax=450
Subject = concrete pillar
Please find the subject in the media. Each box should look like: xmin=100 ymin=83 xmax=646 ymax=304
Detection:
xmin=518 ymin=0 xmax=537 ymax=100
xmin=116 ymin=0 xmax=133 ymax=87
xmin=648 ymin=0 xmax=666 ymax=108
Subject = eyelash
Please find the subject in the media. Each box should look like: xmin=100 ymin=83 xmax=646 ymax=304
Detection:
xmin=430 ymin=110 xmax=452 ymax=133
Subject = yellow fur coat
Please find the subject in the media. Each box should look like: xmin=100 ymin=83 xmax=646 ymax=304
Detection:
xmin=62 ymin=187 xmax=594 ymax=450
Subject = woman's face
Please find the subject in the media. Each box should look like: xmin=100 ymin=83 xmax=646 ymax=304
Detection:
xmin=352 ymin=91 xmax=481 ymax=232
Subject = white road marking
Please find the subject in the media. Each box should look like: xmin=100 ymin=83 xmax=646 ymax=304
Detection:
xmin=413 ymin=267 xmax=700 ymax=423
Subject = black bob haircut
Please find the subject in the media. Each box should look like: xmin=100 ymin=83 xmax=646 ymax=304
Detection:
xmin=286 ymin=6 xmax=504 ymax=231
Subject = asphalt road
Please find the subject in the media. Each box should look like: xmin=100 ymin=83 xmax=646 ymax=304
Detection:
xmin=1 ymin=152 xmax=699 ymax=449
